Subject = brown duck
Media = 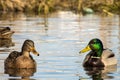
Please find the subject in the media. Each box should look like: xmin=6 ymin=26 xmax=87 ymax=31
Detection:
xmin=4 ymin=39 xmax=39 ymax=69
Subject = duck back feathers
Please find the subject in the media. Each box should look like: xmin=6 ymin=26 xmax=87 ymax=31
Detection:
xmin=101 ymin=49 xmax=117 ymax=66
xmin=4 ymin=51 xmax=21 ymax=68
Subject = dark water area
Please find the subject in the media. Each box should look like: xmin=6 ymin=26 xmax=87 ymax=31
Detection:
xmin=0 ymin=11 xmax=120 ymax=80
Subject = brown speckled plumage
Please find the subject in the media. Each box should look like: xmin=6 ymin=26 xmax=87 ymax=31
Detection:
xmin=4 ymin=39 xmax=39 ymax=69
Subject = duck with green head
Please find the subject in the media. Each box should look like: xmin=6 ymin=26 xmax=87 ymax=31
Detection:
xmin=79 ymin=38 xmax=117 ymax=67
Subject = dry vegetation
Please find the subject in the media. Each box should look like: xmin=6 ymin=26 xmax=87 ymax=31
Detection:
xmin=0 ymin=0 xmax=119 ymax=14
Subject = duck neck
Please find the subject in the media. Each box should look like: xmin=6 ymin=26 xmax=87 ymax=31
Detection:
xmin=96 ymin=49 xmax=103 ymax=57
xmin=22 ymin=51 xmax=30 ymax=57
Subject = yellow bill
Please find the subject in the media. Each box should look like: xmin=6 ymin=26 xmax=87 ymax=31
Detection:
xmin=79 ymin=45 xmax=91 ymax=53
xmin=31 ymin=47 xmax=39 ymax=56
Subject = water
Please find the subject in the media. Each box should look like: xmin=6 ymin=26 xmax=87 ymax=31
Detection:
xmin=0 ymin=11 xmax=120 ymax=80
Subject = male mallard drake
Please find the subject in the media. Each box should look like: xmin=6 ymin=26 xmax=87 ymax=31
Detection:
xmin=0 ymin=27 xmax=14 ymax=38
xmin=4 ymin=39 xmax=39 ymax=69
xmin=79 ymin=38 xmax=117 ymax=67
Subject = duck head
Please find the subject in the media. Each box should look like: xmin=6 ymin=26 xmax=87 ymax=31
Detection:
xmin=80 ymin=38 xmax=103 ymax=57
xmin=22 ymin=39 xmax=39 ymax=56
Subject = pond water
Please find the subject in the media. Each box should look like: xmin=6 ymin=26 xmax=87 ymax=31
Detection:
xmin=0 ymin=11 xmax=120 ymax=80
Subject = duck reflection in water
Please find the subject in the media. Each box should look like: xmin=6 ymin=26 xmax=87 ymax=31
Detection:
xmin=5 ymin=68 xmax=36 ymax=80
xmin=4 ymin=39 xmax=39 ymax=79
xmin=83 ymin=65 xmax=117 ymax=80
xmin=0 ymin=38 xmax=14 ymax=48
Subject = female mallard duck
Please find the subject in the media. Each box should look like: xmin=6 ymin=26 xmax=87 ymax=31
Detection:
xmin=79 ymin=38 xmax=117 ymax=67
xmin=0 ymin=27 xmax=14 ymax=38
xmin=4 ymin=39 xmax=39 ymax=69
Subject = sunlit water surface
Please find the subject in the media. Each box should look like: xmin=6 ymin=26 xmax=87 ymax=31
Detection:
xmin=0 ymin=11 xmax=120 ymax=80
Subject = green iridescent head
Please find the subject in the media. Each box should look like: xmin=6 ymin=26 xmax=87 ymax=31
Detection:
xmin=80 ymin=38 xmax=104 ymax=57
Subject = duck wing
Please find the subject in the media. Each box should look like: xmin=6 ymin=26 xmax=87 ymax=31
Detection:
xmin=101 ymin=49 xmax=117 ymax=66
xmin=4 ymin=51 xmax=21 ymax=68
xmin=102 ymin=49 xmax=115 ymax=59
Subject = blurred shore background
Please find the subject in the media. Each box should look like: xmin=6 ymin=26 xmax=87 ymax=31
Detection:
xmin=0 ymin=0 xmax=120 ymax=15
